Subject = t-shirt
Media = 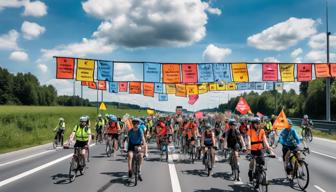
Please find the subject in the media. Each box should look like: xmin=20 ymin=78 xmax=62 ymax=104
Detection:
xmin=279 ymin=128 xmax=301 ymax=147
xmin=128 ymin=128 xmax=143 ymax=145
xmin=226 ymin=128 xmax=241 ymax=148
xmin=139 ymin=124 xmax=146 ymax=133
xmin=247 ymin=128 xmax=265 ymax=151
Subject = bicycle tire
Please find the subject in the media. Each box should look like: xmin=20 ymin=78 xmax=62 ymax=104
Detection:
xmin=134 ymin=156 xmax=139 ymax=186
xmin=259 ymin=170 xmax=268 ymax=192
xmin=69 ymin=157 xmax=77 ymax=182
xmin=165 ymin=144 xmax=169 ymax=162
xmin=307 ymin=129 xmax=313 ymax=142
xmin=106 ymin=139 xmax=112 ymax=157
xmin=207 ymin=150 xmax=212 ymax=176
xmin=301 ymin=129 xmax=306 ymax=141
xmin=296 ymin=160 xmax=309 ymax=191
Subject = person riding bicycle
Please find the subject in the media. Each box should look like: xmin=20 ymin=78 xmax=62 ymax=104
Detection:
xmin=276 ymin=119 xmax=301 ymax=178
xmin=54 ymin=117 xmax=65 ymax=146
xmin=105 ymin=115 xmax=121 ymax=155
xmin=128 ymin=118 xmax=146 ymax=181
xmin=301 ymin=114 xmax=313 ymax=133
xmin=95 ymin=114 xmax=105 ymax=142
xmin=69 ymin=116 xmax=92 ymax=166
xmin=223 ymin=119 xmax=246 ymax=180
xmin=184 ymin=117 xmax=199 ymax=149
xmin=246 ymin=117 xmax=275 ymax=184
xmin=156 ymin=116 xmax=168 ymax=149
xmin=201 ymin=123 xmax=216 ymax=167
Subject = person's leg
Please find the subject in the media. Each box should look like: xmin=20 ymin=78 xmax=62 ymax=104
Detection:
xmin=128 ymin=151 xmax=134 ymax=177
xmin=210 ymin=147 xmax=215 ymax=166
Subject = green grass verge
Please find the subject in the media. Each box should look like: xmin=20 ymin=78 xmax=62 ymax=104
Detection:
xmin=293 ymin=126 xmax=336 ymax=141
xmin=0 ymin=105 xmax=146 ymax=154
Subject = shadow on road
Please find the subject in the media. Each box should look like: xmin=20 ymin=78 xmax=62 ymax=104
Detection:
xmin=91 ymin=155 xmax=106 ymax=158
xmin=194 ymin=184 xmax=253 ymax=192
xmin=98 ymin=171 xmax=136 ymax=191
xmin=212 ymin=172 xmax=233 ymax=181
xmin=182 ymin=169 xmax=208 ymax=177
xmin=51 ymin=173 xmax=72 ymax=184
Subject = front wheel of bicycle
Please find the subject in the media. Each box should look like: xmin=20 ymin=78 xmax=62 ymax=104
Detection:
xmin=259 ymin=171 xmax=268 ymax=192
xmin=296 ymin=160 xmax=309 ymax=191
xmin=69 ymin=157 xmax=77 ymax=182
xmin=307 ymin=129 xmax=313 ymax=143
xmin=106 ymin=142 xmax=112 ymax=157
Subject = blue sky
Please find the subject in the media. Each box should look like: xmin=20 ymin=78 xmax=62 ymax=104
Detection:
xmin=0 ymin=0 xmax=335 ymax=111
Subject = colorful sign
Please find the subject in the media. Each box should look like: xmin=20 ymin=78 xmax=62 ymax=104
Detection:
xmin=188 ymin=95 xmax=199 ymax=105
xmin=262 ymin=64 xmax=278 ymax=81
xmin=209 ymin=83 xmax=217 ymax=91
xmin=186 ymin=84 xmax=199 ymax=95
xmin=226 ymin=82 xmax=236 ymax=90
xmin=98 ymin=81 xmax=106 ymax=90
xmin=266 ymin=82 xmax=274 ymax=90
xmin=198 ymin=64 xmax=214 ymax=82
xmin=235 ymin=97 xmax=251 ymax=115
xmin=165 ymin=84 xmax=176 ymax=94
xmin=273 ymin=109 xmax=290 ymax=129
xmin=56 ymin=57 xmax=75 ymax=79
xmin=143 ymin=82 xmax=154 ymax=97
xmin=331 ymin=64 xmax=336 ymax=77
xmin=109 ymin=82 xmax=118 ymax=93
xmin=231 ymin=63 xmax=249 ymax=82
xmin=97 ymin=60 xmax=113 ymax=81
xmin=162 ymin=64 xmax=181 ymax=83
xmin=154 ymin=83 xmax=163 ymax=93
xmin=297 ymin=64 xmax=312 ymax=81
xmin=181 ymin=64 xmax=198 ymax=83
xmin=118 ymin=82 xmax=128 ymax=92
xmin=129 ymin=82 xmax=142 ymax=94
xmin=216 ymin=83 xmax=226 ymax=91
xmin=255 ymin=82 xmax=265 ymax=90
xmin=213 ymin=63 xmax=231 ymax=82
xmin=175 ymin=84 xmax=187 ymax=97
xmin=144 ymin=63 xmax=161 ymax=82
xmin=237 ymin=83 xmax=248 ymax=90
xmin=315 ymin=64 xmax=330 ymax=78
xmin=198 ymin=83 xmax=208 ymax=94
xmin=280 ymin=64 xmax=295 ymax=82
xmin=159 ymin=94 xmax=168 ymax=101
xmin=76 ymin=59 xmax=95 ymax=81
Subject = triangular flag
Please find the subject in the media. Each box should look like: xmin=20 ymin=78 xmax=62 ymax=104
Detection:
xmin=99 ymin=102 xmax=107 ymax=111
xmin=272 ymin=109 xmax=290 ymax=129
xmin=188 ymin=95 xmax=199 ymax=105
xmin=235 ymin=97 xmax=251 ymax=115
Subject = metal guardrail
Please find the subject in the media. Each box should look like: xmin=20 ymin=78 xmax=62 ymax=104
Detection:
xmin=291 ymin=118 xmax=336 ymax=134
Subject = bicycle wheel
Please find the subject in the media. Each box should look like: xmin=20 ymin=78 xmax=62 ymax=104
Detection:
xmin=259 ymin=171 xmax=268 ymax=192
xmin=191 ymin=146 xmax=195 ymax=164
xmin=106 ymin=140 xmax=111 ymax=157
xmin=53 ymin=140 xmax=57 ymax=149
xmin=165 ymin=144 xmax=169 ymax=162
xmin=69 ymin=157 xmax=77 ymax=182
xmin=296 ymin=160 xmax=309 ymax=190
xmin=301 ymin=129 xmax=306 ymax=141
xmin=134 ymin=157 xmax=139 ymax=186
xmin=307 ymin=129 xmax=313 ymax=142
xmin=207 ymin=151 xmax=212 ymax=176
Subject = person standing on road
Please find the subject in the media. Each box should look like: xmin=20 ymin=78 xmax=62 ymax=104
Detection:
xmin=54 ymin=117 xmax=65 ymax=146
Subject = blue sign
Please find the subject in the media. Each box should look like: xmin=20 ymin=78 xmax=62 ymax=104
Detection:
xmin=98 ymin=60 xmax=113 ymax=81
xmin=198 ymin=64 xmax=214 ymax=83
xmin=255 ymin=82 xmax=265 ymax=90
xmin=109 ymin=82 xmax=118 ymax=93
xmin=248 ymin=82 xmax=256 ymax=90
xmin=144 ymin=63 xmax=161 ymax=82
xmin=237 ymin=83 xmax=248 ymax=90
xmin=159 ymin=94 xmax=168 ymax=101
xmin=154 ymin=83 xmax=163 ymax=93
xmin=266 ymin=82 xmax=274 ymax=90
xmin=213 ymin=63 xmax=231 ymax=82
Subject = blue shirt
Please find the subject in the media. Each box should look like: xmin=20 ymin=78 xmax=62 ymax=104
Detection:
xmin=128 ymin=128 xmax=143 ymax=145
xmin=279 ymin=128 xmax=301 ymax=147
xmin=139 ymin=124 xmax=146 ymax=133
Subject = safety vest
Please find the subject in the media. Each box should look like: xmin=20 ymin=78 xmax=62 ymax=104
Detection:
xmin=73 ymin=125 xmax=91 ymax=142
xmin=248 ymin=128 xmax=265 ymax=151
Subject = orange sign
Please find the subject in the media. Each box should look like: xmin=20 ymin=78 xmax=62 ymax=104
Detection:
xmin=143 ymin=82 xmax=154 ymax=97
xmin=273 ymin=109 xmax=290 ymax=129
xmin=56 ymin=57 xmax=75 ymax=79
xmin=162 ymin=64 xmax=181 ymax=83
xmin=88 ymin=82 xmax=97 ymax=89
xmin=98 ymin=81 xmax=106 ymax=90
xmin=186 ymin=84 xmax=199 ymax=95
xmin=129 ymin=82 xmax=141 ymax=94
xmin=331 ymin=64 xmax=336 ymax=77
xmin=315 ymin=64 xmax=330 ymax=78
xmin=175 ymin=84 xmax=187 ymax=97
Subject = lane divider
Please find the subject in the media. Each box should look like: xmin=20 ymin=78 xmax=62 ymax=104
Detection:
xmin=311 ymin=150 xmax=336 ymax=160
xmin=168 ymin=146 xmax=182 ymax=192
xmin=314 ymin=185 xmax=326 ymax=192
xmin=0 ymin=150 xmax=54 ymax=167
xmin=0 ymin=143 xmax=95 ymax=188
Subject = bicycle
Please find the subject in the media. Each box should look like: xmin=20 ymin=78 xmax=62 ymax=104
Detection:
xmin=187 ymin=139 xmax=197 ymax=164
xmin=203 ymin=146 xmax=214 ymax=176
xmin=247 ymin=153 xmax=276 ymax=192
xmin=68 ymin=146 xmax=87 ymax=182
xmin=105 ymin=135 xmax=113 ymax=157
xmin=53 ymin=129 xmax=64 ymax=149
xmin=301 ymin=126 xmax=313 ymax=143
xmin=95 ymin=127 xmax=103 ymax=144
xmin=288 ymin=147 xmax=310 ymax=191
xmin=131 ymin=146 xmax=143 ymax=186
xmin=228 ymin=148 xmax=240 ymax=181
xmin=160 ymin=136 xmax=169 ymax=161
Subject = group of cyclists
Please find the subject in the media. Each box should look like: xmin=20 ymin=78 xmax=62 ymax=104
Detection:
xmin=52 ymin=110 xmax=313 ymax=190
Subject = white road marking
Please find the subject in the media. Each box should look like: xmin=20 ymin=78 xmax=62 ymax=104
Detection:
xmin=314 ymin=185 xmax=326 ymax=192
xmin=314 ymin=137 xmax=336 ymax=144
xmin=311 ymin=150 xmax=336 ymax=160
xmin=234 ymin=180 xmax=244 ymax=185
xmin=168 ymin=154 xmax=182 ymax=192
xmin=0 ymin=150 xmax=54 ymax=167
xmin=0 ymin=144 xmax=95 ymax=188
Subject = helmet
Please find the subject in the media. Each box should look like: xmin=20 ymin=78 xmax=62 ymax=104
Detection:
xmin=303 ymin=115 xmax=308 ymax=119
xmin=205 ymin=123 xmax=212 ymax=129
xmin=132 ymin=118 xmax=143 ymax=125
xmin=98 ymin=114 xmax=102 ymax=118
xmin=80 ymin=116 xmax=88 ymax=122
xmin=109 ymin=115 xmax=117 ymax=122
xmin=228 ymin=119 xmax=236 ymax=126
xmin=59 ymin=117 xmax=64 ymax=122
xmin=251 ymin=117 xmax=261 ymax=124
xmin=287 ymin=119 xmax=293 ymax=126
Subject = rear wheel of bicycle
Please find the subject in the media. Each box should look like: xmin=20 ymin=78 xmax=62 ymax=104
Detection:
xmin=165 ymin=144 xmax=169 ymax=162
xmin=134 ymin=158 xmax=139 ymax=186
xmin=207 ymin=152 xmax=212 ymax=176
xmin=296 ymin=160 xmax=309 ymax=191
xmin=307 ymin=129 xmax=313 ymax=142
xmin=259 ymin=171 xmax=268 ymax=192
xmin=106 ymin=141 xmax=112 ymax=157
xmin=69 ymin=158 xmax=77 ymax=182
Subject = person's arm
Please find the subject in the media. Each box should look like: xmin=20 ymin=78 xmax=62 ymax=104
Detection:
xmin=201 ymin=132 xmax=205 ymax=146
xmin=88 ymin=128 xmax=92 ymax=144
xmin=293 ymin=130 xmax=301 ymax=145
xmin=211 ymin=132 xmax=216 ymax=146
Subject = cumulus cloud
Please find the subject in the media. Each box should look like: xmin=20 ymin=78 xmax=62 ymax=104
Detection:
xmin=45 ymin=79 xmax=73 ymax=95
xmin=113 ymin=63 xmax=139 ymax=81
xmin=0 ymin=0 xmax=47 ymax=17
xmin=21 ymin=21 xmax=46 ymax=40
xmin=0 ymin=30 xmax=20 ymax=50
xmin=305 ymin=50 xmax=336 ymax=62
xmin=308 ymin=33 xmax=336 ymax=50
xmin=83 ymin=0 xmax=212 ymax=48
xmin=202 ymin=44 xmax=231 ymax=62
xmin=247 ymin=17 xmax=318 ymax=51
xmin=291 ymin=48 xmax=303 ymax=58
xmin=253 ymin=57 xmax=280 ymax=63
xmin=9 ymin=50 xmax=29 ymax=61
xmin=37 ymin=64 xmax=48 ymax=73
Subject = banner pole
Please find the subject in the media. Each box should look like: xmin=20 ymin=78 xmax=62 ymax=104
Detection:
xmin=96 ymin=84 xmax=99 ymax=115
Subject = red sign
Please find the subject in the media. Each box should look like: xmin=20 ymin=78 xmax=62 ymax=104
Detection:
xmin=81 ymin=81 xmax=89 ymax=86
xmin=262 ymin=64 xmax=278 ymax=81
xmin=119 ymin=82 xmax=128 ymax=92
xmin=195 ymin=112 xmax=203 ymax=119
xmin=181 ymin=64 xmax=198 ymax=83
xmin=98 ymin=81 xmax=106 ymax=90
xmin=188 ymin=95 xmax=199 ymax=105
xmin=235 ymin=97 xmax=251 ymax=115
xmin=330 ymin=64 xmax=336 ymax=77
xmin=88 ymin=82 xmax=97 ymax=89
xmin=297 ymin=64 xmax=312 ymax=81
xmin=56 ymin=57 xmax=75 ymax=79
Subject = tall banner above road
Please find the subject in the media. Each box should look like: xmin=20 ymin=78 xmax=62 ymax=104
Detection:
xmin=144 ymin=63 xmax=161 ymax=82
xmin=56 ymin=57 xmax=75 ymax=79
xmin=198 ymin=64 xmax=214 ymax=82
xmin=181 ymin=64 xmax=198 ymax=83
xmin=262 ymin=64 xmax=278 ymax=81
xmin=297 ymin=64 xmax=312 ymax=81
xmin=213 ymin=63 xmax=231 ymax=82
xmin=231 ymin=63 xmax=249 ymax=82
xmin=76 ymin=59 xmax=95 ymax=81
xmin=280 ymin=64 xmax=295 ymax=82
xmin=315 ymin=64 xmax=331 ymax=78
xmin=97 ymin=60 xmax=113 ymax=81
xmin=162 ymin=64 xmax=181 ymax=83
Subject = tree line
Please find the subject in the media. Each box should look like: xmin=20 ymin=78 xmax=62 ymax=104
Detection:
xmin=219 ymin=79 xmax=336 ymax=120
xmin=0 ymin=67 xmax=91 ymax=106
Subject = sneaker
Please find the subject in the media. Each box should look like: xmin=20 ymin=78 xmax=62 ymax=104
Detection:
xmin=128 ymin=171 xmax=132 ymax=178
xmin=248 ymin=170 xmax=253 ymax=182
xmin=138 ymin=174 xmax=143 ymax=182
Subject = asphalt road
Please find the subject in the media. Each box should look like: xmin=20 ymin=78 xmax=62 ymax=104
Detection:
xmin=0 ymin=137 xmax=335 ymax=192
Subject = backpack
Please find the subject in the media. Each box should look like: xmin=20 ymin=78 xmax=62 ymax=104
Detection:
xmin=227 ymin=129 xmax=240 ymax=147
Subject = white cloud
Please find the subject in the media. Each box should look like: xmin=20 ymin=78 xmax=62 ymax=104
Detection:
xmin=0 ymin=30 xmax=19 ymax=50
xmin=247 ymin=17 xmax=318 ymax=51
xmin=9 ymin=50 xmax=29 ymax=61
xmin=37 ymin=64 xmax=47 ymax=73
xmin=23 ymin=1 xmax=47 ymax=17
xmin=263 ymin=57 xmax=280 ymax=63
xmin=45 ymin=79 xmax=73 ymax=95
xmin=204 ymin=3 xmax=221 ymax=15
xmin=291 ymin=48 xmax=303 ymax=58
xmin=0 ymin=0 xmax=47 ymax=17
xmin=21 ymin=21 xmax=46 ymax=40
xmin=305 ymin=50 xmax=336 ymax=62
xmin=113 ymin=63 xmax=138 ymax=81
xmin=202 ymin=44 xmax=231 ymax=62
xmin=308 ymin=33 xmax=336 ymax=50
xmin=83 ymin=0 xmax=214 ymax=48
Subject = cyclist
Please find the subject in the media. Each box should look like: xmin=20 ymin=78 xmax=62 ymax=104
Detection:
xmin=69 ymin=116 xmax=92 ymax=166
xmin=246 ymin=118 xmax=275 ymax=184
xmin=128 ymin=118 xmax=146 ymax=181
xmin=277 ymin=119 xmax=301 ymax=178
xmin=54 ymin=117 xmax=65 ymax=146
xmin=301 ymin=115 xmax=312 ymax=127
xmin=138 ymin=119 xmax=149 ymax=158
xmin=105 ymin=115 xmax=121 ymax=156
xmin=156 ymin=116 xmax=168 ymax=149
xmin=223 ymin=119 xmax=246 ymax=180
xmin=184 ymin=117 xmax=199 ymax=151
xmin=201 ymin=123 xmax=216 ymax=167
xmin=95 ymin=114 xmax=105 ymax=143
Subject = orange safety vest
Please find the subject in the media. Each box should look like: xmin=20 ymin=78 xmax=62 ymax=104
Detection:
xmin=248 ymin=128 xmax=265 ymax=151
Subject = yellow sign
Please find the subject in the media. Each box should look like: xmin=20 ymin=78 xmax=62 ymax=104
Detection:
xmin=216 ymin=83 xmax=226 ymax=91
xmin=147 ymin=109 xmax=155 ymax=115
xmin=226 ymin=82 xmax=236 ymax=90
xmin=231 ymin=63 xmax=249 ymax=82
xmin=175 ymin=84 xmax=187 ymax=97
xmin=76 ymin=59 xmax=95 ymax=81
xmin=186 ymin=84 xmax=199 ymax=95
xmin=198 ymin=83 xmax=208 ymax=94
xmin=165 ymin=84 xmax=176 ymax=94
xmin=99 ymin=102 xmax=107 ymax=111
xmin=209 ymin=83 xmax=217 ymax=91
xmin=280 ymin=64 xmax=295 ymax=82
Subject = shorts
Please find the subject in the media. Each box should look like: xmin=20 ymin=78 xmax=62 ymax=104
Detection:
xmin=251 ymin=150 xmax=264 ymax=165
xmin=74 ymin=140 xmax=88 ymax=148
xmin=228 ymin=143 xmax=240 ymax=151
xmin=128 ymin=143 xmax=141 ymax=152
xmin=107 ymin=133 xmax=119 ymax=140
xmin=282 ymin=145 xmax=298 ymax=161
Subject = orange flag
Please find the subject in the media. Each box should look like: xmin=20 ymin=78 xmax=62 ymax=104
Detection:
xmin=143 ymin=82 xmax=154 ymax=97
xmin=272 ymin=109 xmax=290 ymax=129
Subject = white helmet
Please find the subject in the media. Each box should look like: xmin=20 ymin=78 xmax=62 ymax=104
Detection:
xmin=80 ymin=116 xmax=88 ymax=122
xmin=304 ymin=115 xmax=308 ymax=119
xmin=59 ymin=117 xmax=64 ymax=122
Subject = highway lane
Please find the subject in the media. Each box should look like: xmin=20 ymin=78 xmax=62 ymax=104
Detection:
xmin=0 ymin=138 xmax=335 ymax=192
